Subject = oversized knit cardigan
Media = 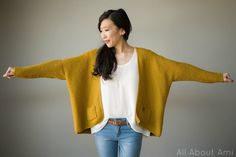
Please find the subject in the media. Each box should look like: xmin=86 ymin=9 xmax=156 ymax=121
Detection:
xmin=14 ymin=47 xmax=224 ymax=137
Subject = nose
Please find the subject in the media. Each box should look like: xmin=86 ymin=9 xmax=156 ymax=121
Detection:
xmin=100 ymin=32 xmax=106 ymax=40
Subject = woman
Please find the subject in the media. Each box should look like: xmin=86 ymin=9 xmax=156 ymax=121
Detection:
xmin=3 ymin=8 xmax=233 ymax=157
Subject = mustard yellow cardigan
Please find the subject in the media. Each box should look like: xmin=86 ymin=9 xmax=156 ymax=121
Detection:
xmin=14 ymin=48 xmax=224 ymax=137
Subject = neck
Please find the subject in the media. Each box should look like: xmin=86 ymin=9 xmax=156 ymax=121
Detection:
xmin=115 ymin=39 xmax=133 ymax=54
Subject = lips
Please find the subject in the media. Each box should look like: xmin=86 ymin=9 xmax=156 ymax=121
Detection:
xmin=104 ymin=40 xmax=110 ymax=44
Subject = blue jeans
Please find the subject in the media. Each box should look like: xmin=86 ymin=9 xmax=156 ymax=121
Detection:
xmin=93 ymin=118 xmax=143 ymax=157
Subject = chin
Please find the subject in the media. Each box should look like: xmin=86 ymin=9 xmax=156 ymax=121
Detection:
xmin=106 ymin=44 xmax=113 ymax=48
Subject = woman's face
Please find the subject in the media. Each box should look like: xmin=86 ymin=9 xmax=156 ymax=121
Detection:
xmin=100 ymin=19 xmax=125 ymax=48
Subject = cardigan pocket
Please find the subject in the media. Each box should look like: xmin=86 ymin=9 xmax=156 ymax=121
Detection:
xmin=86 ymin=106 xmax=97 ymax=121
xmin=138 ymin=106 xmax=151 ymax=122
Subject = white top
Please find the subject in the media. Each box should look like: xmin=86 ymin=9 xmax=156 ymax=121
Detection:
xmin=91 ymin=48 xmax=150 ymax=136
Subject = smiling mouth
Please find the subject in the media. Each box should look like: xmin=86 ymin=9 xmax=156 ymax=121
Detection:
xmin=104 ymin=40 xmax=110 ymax=44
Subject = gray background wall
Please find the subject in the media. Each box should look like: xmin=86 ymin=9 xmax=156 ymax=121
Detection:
xmin=1 ymin=0 xmax=236 ymax=157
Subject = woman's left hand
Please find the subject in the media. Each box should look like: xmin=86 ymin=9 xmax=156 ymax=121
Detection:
xmin=223 ymin=73 xmax=234 ymax=83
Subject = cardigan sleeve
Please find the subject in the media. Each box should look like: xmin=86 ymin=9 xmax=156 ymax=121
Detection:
xmin=14 ymin=60 xmax=66 ymax=80
xmin=161 ymin=57 xmax=224 ymax=83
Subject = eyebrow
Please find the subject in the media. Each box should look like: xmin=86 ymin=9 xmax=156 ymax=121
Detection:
xmin=100 ymin=26 xmax=110 ymax=30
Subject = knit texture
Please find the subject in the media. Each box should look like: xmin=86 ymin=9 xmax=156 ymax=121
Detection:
xmin=14 ymin=48 xmax=224 ymax=136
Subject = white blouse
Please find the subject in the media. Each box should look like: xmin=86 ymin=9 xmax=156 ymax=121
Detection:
xmin=91 ymin=48 xmax=150 ymax=136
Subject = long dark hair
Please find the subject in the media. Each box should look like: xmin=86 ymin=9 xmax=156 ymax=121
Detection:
xmin=92 ymin=9 xmax=132 ymax=80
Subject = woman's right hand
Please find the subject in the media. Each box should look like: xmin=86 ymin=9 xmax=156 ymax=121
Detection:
xmin=3 ymin=67 xmax=15 ymax=79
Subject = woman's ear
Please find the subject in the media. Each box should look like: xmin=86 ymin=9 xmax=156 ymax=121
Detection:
xmin=120 ymin=28 xmax=125 ymax=36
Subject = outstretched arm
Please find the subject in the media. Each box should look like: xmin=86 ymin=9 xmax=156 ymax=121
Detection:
xmin=161 ymin=56 xmax=233 ymax=83
xmin=3 ymin=60 xmax=66 ymax=80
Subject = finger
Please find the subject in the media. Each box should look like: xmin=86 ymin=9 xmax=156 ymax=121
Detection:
xmin=227 ymin=78 xmax=234 ymax=83
xmin=3 ymin=73 xmax=13 ymax=78
xmin=3 ymin=73 xmax=9 ymax=77
xmin=6 ymin=68 xmax=11 ymax=73
xmin=227 ymin=74 xmax=233 ymax=82
xmin=7 ymin=75 xmax=14 ymax=79
xmin=3 ymin=73 xmax=9 ymax=78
